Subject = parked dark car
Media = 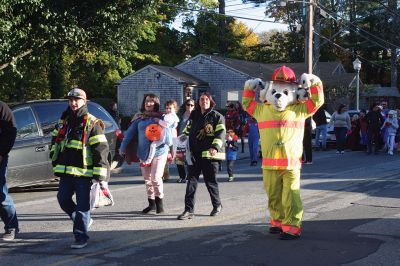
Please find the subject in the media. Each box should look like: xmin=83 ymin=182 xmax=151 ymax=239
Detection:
xmin=7 ymin=100 xmax=123 ymax=188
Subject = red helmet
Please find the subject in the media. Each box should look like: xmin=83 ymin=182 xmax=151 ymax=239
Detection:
xmin=271 ymin=66 xmax=297 ymax=83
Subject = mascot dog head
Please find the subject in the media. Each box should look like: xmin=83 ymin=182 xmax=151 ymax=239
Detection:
xmin=260 ymin=66 xmax=298 ymax=111
xmin=246 ymin=66 xmax=320 ymax=112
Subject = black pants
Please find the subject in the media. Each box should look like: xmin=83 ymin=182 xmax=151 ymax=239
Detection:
xmin=367 ymin=129 xmax=381 ymax=154
xmin=184 ymin=157 xmax=221 ymax=212
xmin=177 ymin=164 xmax=186 ymax=180
xmin=227 ymin=160 xmax=235 ymax=177
xmin=303 ymin=128 xmax=312 ymax=162
xmin=334 ymin=127 xmax=347 ymax=152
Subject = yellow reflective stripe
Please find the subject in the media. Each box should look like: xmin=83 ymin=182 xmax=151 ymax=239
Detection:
xmin=212 ymin=138 xmax=223 ymax=147
xmin=201 ymin=151 xmax=226 ymax=160
xmin=51 ymin=130 xmax=58 ymax=136
xmin=65 ymin=140 xmax=83 ymax=149
xmin=65 ymin=166 xmax=93 ymax=177
xmin=53 ymin=164 xmax=66 ymax=173
xmin=89 ymin=134 xmax=107 ymax=145
xmin=93 ymin=167 xmax=107 ymax=177
xmin=183 ymin=124 xmax=191 ymax=134
xmin=215 ymin=124 xmax=226 ymax=132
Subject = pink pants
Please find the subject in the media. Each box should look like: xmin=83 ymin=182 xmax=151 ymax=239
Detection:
xmin=140 ymin=153 xmax=168 ymax=199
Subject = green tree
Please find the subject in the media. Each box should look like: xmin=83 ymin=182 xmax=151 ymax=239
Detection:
xmin=0 ymin=0 xmax=161 ymax=100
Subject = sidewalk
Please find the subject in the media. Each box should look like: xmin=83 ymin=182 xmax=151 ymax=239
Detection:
xmin=112 ymin=138 xmax=252 ymax=175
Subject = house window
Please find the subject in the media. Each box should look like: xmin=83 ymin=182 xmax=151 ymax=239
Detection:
xmin=227 ymin=91 xmax=239 ymax=101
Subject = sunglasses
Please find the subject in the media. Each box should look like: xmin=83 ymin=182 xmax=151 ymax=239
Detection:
xmin=186 ymin=104 xmax=194 ymax=107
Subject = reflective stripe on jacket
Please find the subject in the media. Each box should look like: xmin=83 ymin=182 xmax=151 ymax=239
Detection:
xmin=50 ymin=109 xmax=109 ymax=180
xmin=184 ymin=108 xmax=226 ymax=160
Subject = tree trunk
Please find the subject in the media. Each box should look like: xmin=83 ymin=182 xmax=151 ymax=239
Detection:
xmin=48 ymin=45 xmax=65 ymax=99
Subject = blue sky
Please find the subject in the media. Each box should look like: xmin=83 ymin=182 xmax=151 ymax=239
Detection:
xmin=225 ymin=0 xmax=288 ymax=33
xmin=173 ymin=0 xmax=289 ymax=33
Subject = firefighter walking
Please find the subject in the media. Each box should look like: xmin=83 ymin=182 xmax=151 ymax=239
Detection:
xmin=177 ymin=93 xmax=226 ymax=220
xmin=50 ymin=88 xmax=109 ymax=249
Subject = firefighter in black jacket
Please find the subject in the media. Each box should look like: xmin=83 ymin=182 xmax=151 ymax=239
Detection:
xmin=0 ymin=101 xmax=19 ymax=241
xmin=177 ymin=92 xmax=226 ymax=220
xmin=50 ymin=88 xmax=109 ymax=249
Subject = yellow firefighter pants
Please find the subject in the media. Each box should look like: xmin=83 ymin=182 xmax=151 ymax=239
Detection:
xmin=262 ymin=169 xmax=303 ymax=229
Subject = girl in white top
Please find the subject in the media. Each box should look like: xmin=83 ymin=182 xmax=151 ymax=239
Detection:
xmin=142 ymin=100 xmax=179 ymax=166
xmin=381 ymin=110 xmax=399 ymax=155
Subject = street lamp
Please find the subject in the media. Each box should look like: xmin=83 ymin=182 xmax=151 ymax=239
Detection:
xmin=278 ymin=0 xmax=314 ymax=74
xmin=353 ymin=58 xmax=362 ymax=111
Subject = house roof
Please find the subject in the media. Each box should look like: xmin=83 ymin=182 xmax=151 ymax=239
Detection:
xmin=187 ymin=54 xmax=355 ymax=87
xmin=150 ymin=65 xmax=208 ymax=86
xmin=362 ymin=86 xmax=400 ymax=97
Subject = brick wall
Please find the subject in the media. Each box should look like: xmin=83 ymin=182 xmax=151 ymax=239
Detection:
xmin=176 ymin=55 xmax=251 ymax=108
xmin=118 ymin=67 xmax=183 ymax=116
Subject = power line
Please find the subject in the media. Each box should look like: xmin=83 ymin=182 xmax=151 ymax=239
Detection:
xmin=162 ymin=3 xmax=288 ymax=25
xmin=374 ymin=0 xmax=400 ymax=19
xmin=313 ymin=31 xmax=390 ymax=70
xmin=317 ymin=2 xmax=400 ymax=49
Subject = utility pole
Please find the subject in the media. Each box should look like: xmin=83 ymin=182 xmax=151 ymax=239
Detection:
xmin=389 ymin=0 xmax=398 ymax=88
xmin=313 ymin=4 xmax=321 ymax=76
xmin=306 ymin=0 xmax=314 ymax=74
xmin=218 ymin=0 xmax=227 ymax=55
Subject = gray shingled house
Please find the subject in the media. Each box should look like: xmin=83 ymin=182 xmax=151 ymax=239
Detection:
xmin=118 ymin=65 xmax=208 ymax=116
xmin=361 ymin=86 xmax=400 ymax=109
xmin=118 ymin=54 xmax=355 ymax=115
xmin=176 ymin=54 xmax=355 ymax=108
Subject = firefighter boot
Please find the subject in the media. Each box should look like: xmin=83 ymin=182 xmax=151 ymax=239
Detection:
xmin=142 ymin=199 xmax=156 ymax=214
xmin=155 ymin=197 xmax=164 ymax=214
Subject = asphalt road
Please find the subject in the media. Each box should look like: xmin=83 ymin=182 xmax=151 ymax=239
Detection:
xmin=2 ymin=148 xmax=400 ymax=266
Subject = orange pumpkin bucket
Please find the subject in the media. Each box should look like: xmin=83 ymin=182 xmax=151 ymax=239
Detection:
xmin=145 ymin=124 xmax=163 ymax=141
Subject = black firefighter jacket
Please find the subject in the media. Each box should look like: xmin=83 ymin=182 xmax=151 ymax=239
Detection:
xmin=183 ymin=108 xmax=226 ymax=160
xmin=50 ymin=105 xmax=110 ymax=181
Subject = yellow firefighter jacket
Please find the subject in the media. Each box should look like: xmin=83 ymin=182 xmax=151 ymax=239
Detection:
xmin=242 ymin=83 xmax=324 ymax=170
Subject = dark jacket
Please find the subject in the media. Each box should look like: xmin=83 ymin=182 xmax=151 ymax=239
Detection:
xmin=50 ymin=105 xmax=110 ymax=181
xmin=183 ymin=108 xmax=226 ymax=160
xmin=365 ymin=110 xmax=384 ymax=131
xmin=312 ymin=108 xmax=327 ymax=126
xmin=0 ymin=101 xmax=17 ymax=158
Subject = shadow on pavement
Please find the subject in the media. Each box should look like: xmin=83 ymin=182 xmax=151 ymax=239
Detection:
xmin=0 ymin=218 xmax=396 ymax=266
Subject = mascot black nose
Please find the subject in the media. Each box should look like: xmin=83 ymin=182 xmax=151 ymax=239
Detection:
xmin=275 ymin=93 xmax=282 ymax=99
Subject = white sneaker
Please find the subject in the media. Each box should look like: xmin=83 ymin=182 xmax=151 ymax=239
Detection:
xmin=388 ymin=151 xmax=393 ymax=155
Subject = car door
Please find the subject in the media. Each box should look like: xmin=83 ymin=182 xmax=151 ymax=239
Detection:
xmin=31 ymin=101 xmax=68 ymax=176
xmin=7 ymin=106 xmax=50 ymax=187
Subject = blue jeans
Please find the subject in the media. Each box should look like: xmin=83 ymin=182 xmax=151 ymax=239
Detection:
xmin=0 ymin=157 xmax=19 ymax=231
xmin=315 ymin=124 xmax=327 ymax=148
xmin=334 ymin=127 xmax=347 ymax=152
xmin=57 ymin=177 xmax=92 ymax=241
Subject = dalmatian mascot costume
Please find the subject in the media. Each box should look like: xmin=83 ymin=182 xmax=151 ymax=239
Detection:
xmin=242 ymin=66 xmax=324 ymax=240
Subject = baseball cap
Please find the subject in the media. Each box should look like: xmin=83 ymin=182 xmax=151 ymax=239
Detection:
xmin=67 ymin=88 xmax=87 ymax=101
